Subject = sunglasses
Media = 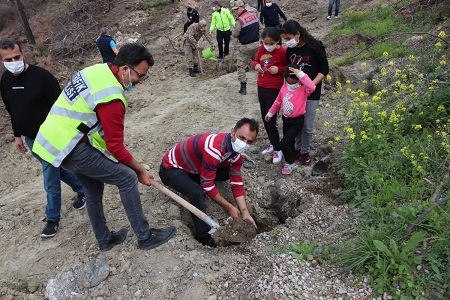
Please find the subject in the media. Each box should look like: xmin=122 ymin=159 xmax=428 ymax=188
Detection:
xmin=128 ymin=65 xmax=147 ymax=79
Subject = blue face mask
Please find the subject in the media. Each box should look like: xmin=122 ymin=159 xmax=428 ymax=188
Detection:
xmin=122 ymin=68 xmax=133 ymax=92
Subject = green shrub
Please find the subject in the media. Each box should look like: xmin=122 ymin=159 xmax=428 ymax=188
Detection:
xmin=333 ymin=26 xmax=449 ymax=298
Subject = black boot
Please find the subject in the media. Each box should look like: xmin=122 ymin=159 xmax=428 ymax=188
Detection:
xmin=239 ymin=82 xmax=247 ymax=95
xmin=193 ymin=64 xmax=201 ymax=73
xmin=189 ymin=68 xmax=196 ymax=77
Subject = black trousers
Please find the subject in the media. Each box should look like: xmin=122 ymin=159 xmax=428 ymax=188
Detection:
xmin=280 ymin=115 xmax=304 ymax=164
xmin=159 ymin=163 xmax=229 ymax=237
xmin=258 ymin=86 xmax=280 ymax=150
xmin=257 ymin=0 xmax=264 ymax=10
xmin=216 ymin=30 xmax=231 ymax=58
xmin=184 ymin=21 xmax=193 ymax=33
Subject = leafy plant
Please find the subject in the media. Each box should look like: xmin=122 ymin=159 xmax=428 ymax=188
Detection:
xmin=290 ymin=240 xmax=318 ymax=261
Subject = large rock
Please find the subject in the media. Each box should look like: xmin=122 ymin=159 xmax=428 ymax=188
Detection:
xmin=82 ymin=253 xmax=110 ymax=288
xmin=45 ymin=270 xmax=81 ymax=300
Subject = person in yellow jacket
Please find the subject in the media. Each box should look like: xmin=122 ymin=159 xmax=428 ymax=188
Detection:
xmin=33 ymin=43 xmax=176 ymax=251
xmin=209 ymin=1 xmax=235 ymax=59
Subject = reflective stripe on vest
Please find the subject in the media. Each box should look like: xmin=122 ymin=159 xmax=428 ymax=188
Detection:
xmin=33 ymin=63 xmax=126 ymax=167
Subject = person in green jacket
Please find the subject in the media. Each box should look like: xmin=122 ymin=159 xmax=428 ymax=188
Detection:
xmin=209 ymin=1 xmax=236 ymax=59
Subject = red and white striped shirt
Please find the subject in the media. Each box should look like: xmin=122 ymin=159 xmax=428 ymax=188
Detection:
xmin=162 ymin=133 xmax=245 ymax=199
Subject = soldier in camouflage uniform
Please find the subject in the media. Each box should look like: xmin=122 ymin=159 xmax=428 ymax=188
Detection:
xmin=231 ymin=1 xmax=263 ymax=95
xmin=184 ymin=20 xmax=215 ymax=77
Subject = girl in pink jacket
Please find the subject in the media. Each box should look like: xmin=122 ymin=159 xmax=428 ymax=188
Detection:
xmin=265 ymin=64 xmax=316 ymax=174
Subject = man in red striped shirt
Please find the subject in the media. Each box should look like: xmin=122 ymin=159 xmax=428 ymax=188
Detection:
xmin=159 ymin=118 xmax=259 ymax=247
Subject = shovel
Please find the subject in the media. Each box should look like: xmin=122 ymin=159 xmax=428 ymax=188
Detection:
xmin=196 ymin=49 xmax=204 ymax=75
xmin=150 ymin=179 xmax=219 ymax=234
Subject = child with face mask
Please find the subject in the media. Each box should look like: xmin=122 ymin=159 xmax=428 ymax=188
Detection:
xmin=265 ymin=64 xmax=316 ymax=175
xmin=252 ymin=27 xmax=286 ymax=164
xmin=280 ymin=20 xmax=329 ymax=166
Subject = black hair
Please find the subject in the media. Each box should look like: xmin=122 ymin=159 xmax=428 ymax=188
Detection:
xmin=114 ymin=43 xmax=154 ymax=68
xmin=280 ymin=20 xmax=325 ymax=55
xmin=0 ymin=37 xmax=22 ymax=53
xmin=262 ymin=27 xmax=281 ymax=42
xmin=211 ymin=1 xmax=221 ymax=7
xmin=235 ymin=118 xmax=259 ymax=135
xmin=283 ymin=64 xmax=300 ymax=80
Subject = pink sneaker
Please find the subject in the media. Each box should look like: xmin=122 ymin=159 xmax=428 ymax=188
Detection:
xmin=272 ymin=150 xmax=283 ymax=164
xmin=282 ymin=163 xmax=297 ymax=175
xmin=261 ymin=144 xmax=274 ymax=155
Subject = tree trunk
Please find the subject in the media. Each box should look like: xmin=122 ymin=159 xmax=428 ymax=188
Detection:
xmin=15 ymin=0 xmax=36 ymax=44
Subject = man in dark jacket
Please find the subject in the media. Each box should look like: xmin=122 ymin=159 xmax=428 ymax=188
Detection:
xmin=260 ymin=0 xmax=287 ymax=30
xmin=0 ymin=38 xmax=86 ymax=238
xmin=184 ymin=6 xmax=200 ymax=33
xmin=96 ymin=27 xmax=119 ymax=63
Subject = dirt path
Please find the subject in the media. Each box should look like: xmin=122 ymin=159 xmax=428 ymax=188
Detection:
xmin=0 ymin=0 xmax=377 ymax=299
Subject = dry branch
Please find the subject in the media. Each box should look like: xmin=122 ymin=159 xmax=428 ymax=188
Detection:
xmin=400 ymin=165 xmax=450 ymax=240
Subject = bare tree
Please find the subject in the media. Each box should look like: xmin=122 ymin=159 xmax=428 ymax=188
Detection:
xmin=15 ymin=0 xmax=35 ymax=44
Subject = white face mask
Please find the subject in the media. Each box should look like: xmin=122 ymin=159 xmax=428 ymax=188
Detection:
xmin=266 ymin=2 xmax=272 ymax=7
xmin=285 ymin=37 xmax=299 ymax=48
xmin=231 ymin=135 xmax=249 ymax=153
xmin=122 ymin=68 xmax=133 ymax=92
xmin=4 ymin=60 xmax=25 ymax=75
xmin=287 ymin=82 xmax=300 ymax=91
xmin=264 ymin=44 xmax=277 ymax=52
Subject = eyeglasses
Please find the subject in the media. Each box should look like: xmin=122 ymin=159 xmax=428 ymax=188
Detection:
xmin=128 ymin=65 xmax=147 ymax=79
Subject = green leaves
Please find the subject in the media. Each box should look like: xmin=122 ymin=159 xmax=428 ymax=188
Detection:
xmin=290 ymin=240 xmax=318 ymax=261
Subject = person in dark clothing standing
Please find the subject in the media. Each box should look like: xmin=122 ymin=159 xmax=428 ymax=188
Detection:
xmin=0 ymin=38 xmax=85 ymax=238
xmin=280 ymin=20 xmax=329 ymax=166
xmin=96 ymin=27 xmax=119 ymax=63
xmin=184 ymin=6 xmax=200 ymax=33
xmin=257 ymin=0 xmax=266 ymax=12
xmin=260 ymin=0 xmax=287 ymax=30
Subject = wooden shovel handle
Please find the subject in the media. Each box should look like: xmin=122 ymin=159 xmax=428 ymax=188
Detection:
xmin=150 ymin=179 xmax=219 ymax=229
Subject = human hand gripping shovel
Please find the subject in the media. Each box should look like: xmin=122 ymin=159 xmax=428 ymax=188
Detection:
xmin=150 ymin=179 xmax=220 ymax=234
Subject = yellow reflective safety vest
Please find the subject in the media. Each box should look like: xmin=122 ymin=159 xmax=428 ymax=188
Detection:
xmin=33 ymin=63 xmax=126 ymax=167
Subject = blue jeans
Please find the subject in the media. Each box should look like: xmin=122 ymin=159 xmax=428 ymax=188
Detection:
xmin=328 ymin=0 xmax=340 ymax=17
xmin=295 ymin=100 xmax=320 ymax=154
xmin=25 ymin=137 xmax=84 ymax=222
xmin=61 ymin=142 xmax=151 ymax=244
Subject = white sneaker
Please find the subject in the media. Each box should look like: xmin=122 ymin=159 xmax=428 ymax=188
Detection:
xmin=261 ymin=144 xmax=274 ymax=155
xmin=272 ymin=150 xmax=283 ymax=164
xmin=326 ymin=16 xmax=331 ymax=20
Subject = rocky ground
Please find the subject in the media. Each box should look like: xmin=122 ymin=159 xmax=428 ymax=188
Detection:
xmin=0 ymin=0 xmax=393 ymax=299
